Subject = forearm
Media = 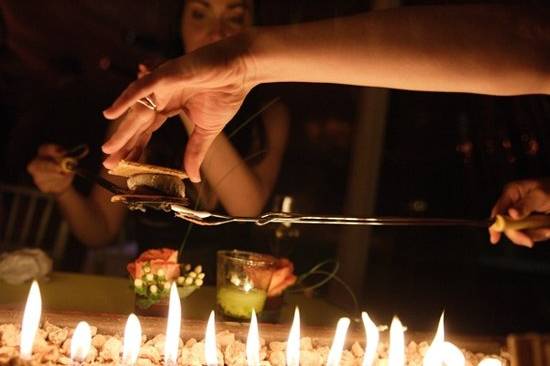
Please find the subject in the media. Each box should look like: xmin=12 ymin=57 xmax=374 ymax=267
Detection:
xmin=56 ymin=187 xmax=119 ymax=247
xmin=249 ymin=4 xmax=550 ymax=95
xmin=199 ymin=132 xmax=266 ymax=216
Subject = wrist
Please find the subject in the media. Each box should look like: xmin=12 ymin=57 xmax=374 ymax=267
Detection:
xmin=245 ymin=27 xmax=278 ymax=86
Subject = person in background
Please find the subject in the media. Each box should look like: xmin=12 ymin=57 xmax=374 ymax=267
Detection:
xmin=101 ymin=4 xmax=550 ymax=247
xmin=27 ymin=0 xmax=290 ymax=262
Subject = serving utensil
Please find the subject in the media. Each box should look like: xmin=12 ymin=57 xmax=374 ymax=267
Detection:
xmin=169 ymin=204 xmax=550 ymax=233
xmin=56 ymin=146 xmax=550 ymax=233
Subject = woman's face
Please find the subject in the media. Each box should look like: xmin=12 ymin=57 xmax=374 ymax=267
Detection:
xmin=181 ymin=0 xmax=253 ymax=53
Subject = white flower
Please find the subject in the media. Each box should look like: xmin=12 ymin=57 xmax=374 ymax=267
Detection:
xmin=194 ymin=279 xmax=204 ymax=287
xmin=146 ymin=273 xmax=154 ymax=282
xmin=177 ymin=276 xmax=185 ymax=285
xmin=134 ymin=279 xmax=143 ymax=288
xmin=194 ymin=265 xmax=203 ymax=274
xmin=184 ymin=277 xmax=194 ymax=286
xmin=149 ymin=285 xmax=158 ymax=294
xmin=157 ymin=269 xmax=165 ymax=277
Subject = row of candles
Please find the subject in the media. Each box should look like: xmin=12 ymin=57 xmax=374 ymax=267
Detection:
xmin=18 ymin=280 xmax=503 ymax=366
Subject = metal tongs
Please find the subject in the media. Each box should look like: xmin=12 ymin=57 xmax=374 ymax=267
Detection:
xmin=59 ymin=145 xmax=190 ymax=211
xmin=58 ymin=146 xmax=550 ymax=233
xmin=59 ymin=144 xmax=128 ymax=195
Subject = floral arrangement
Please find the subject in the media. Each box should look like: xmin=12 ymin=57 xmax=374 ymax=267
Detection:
xmin=127 ymin=248 xmax=204 ymax=309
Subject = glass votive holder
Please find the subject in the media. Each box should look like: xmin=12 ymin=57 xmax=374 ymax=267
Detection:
xmin=216 ymin=250 xmax=276 ymax=321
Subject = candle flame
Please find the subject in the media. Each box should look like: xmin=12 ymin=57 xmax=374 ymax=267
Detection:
xmin=440 ymin=342 xmax=465 ymax=366
xmin=361 ymin=311 xmax=379 ymax=366
xmin=164 ymin=282 xmax=181 ymax=366
xmin=424 ymin=313 xmax=465 ymax=366
xmin=286 ymin=307 xmax=300 ymax=366
xmin=246 ymin=309 xmax=260 ymax=366
xmin=122 ymin=313 xmax=142 ymax=366
xmin=70 ymin=321 xmax=91 ymax=362
xmin=205 ymin=311 xmax=218 ymax=366
xmin=388 ymin=317 xmax=405 ymax=366
xmin=327 ymin=317 xmax=350 ymax=366
xmin=20 ymin=280 xmax=42 ymax=360
xmin=478 ymin=358 xmax=503 ymax=366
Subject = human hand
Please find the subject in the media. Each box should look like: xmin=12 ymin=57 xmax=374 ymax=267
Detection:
xmin=489 ymin=179 xmax=550 ymax=247
xmin=102 ymin=35 xmax=256 ymax=182
xmin=27 ymin=144 xmax=74 ymax=195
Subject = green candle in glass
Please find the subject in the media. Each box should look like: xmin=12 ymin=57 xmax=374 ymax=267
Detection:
xmin=216 ymin=250 xmax=276 ymax=321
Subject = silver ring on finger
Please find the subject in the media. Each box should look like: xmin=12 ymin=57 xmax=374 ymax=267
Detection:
xmin=136 ymin=95 xmax=158 ymax=111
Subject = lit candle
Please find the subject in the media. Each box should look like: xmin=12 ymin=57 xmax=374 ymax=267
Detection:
xmin=70 ymin=321 xmax=91 ymax=365
xmin=388 ymin=317 xmax=405 ymax=366
xmin=246 ymin=309 xmax=260 ymax=366
xmin=361 ymin=311 xmax=379 ymax=366
xmin=205 ymin=310 xmax=218 ymax=366
xmin=19 ymin=280 xmax=42 ymax=361
xmin=286 ymin=307 xmax=300 ymax=366
xmin=164 ymin=282 xmax=181 ymax=366
xmin=217 ymin=283 xmax=267 ymax=320
xmin=478 ymin=358 xmax=503 ymax=366
xmin=121 ymin=313 xmax=142 ymax=366
xmin=326 ymin=317 xmax=351 ymax=366
xmin=423 ymin=313 xmax=465 ymax=366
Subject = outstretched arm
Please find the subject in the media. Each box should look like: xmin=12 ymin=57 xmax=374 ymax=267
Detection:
xmin=103 ymin=4 xmax=550 ymax=182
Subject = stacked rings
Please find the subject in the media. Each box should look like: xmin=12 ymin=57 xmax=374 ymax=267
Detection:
xmin=137 ymin=95 xmax=158 ymax=111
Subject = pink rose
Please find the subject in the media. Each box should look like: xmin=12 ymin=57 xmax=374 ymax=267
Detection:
xmin=127 ymin=248 xmax=180 ymax=281
xmin=268 ymin=258 xmax=297 ymax=297
xmin=247 ymin=256 xmax=297 ymax=297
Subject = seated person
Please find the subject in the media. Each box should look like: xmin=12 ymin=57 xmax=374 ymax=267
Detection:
xmin=27 ymin=0 xmax=290 ymax=278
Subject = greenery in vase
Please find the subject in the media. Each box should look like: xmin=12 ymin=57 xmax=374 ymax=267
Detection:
xmin=127 ymin=248 xmax=205 ymax=309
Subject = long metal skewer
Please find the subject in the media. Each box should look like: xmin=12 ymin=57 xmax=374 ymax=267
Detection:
xmin=170 ymin=205 xmax=492 ymax=227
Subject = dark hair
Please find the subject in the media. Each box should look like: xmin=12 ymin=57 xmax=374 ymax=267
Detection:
xmin=166 ymin=0 xmax=259 ymax=58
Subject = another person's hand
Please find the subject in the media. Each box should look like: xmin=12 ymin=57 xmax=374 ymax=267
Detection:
xmin=27 ymin=144 xmax=74 ymax=196
xmin=489 ymin=178 xmax=550 ymax=247
xmin=102 ymin=35 xmax=256 ymax=182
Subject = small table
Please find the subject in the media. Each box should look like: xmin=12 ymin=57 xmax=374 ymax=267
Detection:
xmin=0 ymin=272 xmax=347 ymax=326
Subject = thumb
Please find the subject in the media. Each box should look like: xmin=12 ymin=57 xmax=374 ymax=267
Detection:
xmin=183 ymin=126 xmax=219 ymax=183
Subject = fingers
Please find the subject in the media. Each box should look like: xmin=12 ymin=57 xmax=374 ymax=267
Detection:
xmin=27 ymin=159 xmax=65 ymax=176
xmin=37 ymin=144 xmax=65 ymax=158
xmin=509 ymin=190 xmax=547 ymax=219
xmin=489 ymin=229 xmax=502 ymax=245
xmin=102 ymin=113 xmax=164 ymax=169
xmin=102 ymin=104 xmax=156 ymax=155
xmin=491 ymin=184 xmax=521 ymax=218
xmin=524 ymin=228 xmax=550 ymax=243
xmin=504 ymin=229 xmax=534 ymax=248
xmin=103 ymin=74 xmax=159 ymax=120
xmin=183 ymin=127 xmax=219 ymax=183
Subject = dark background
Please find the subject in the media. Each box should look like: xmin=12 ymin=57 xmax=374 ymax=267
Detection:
xmin=1 ymin=0 xmax=549 ymax=336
